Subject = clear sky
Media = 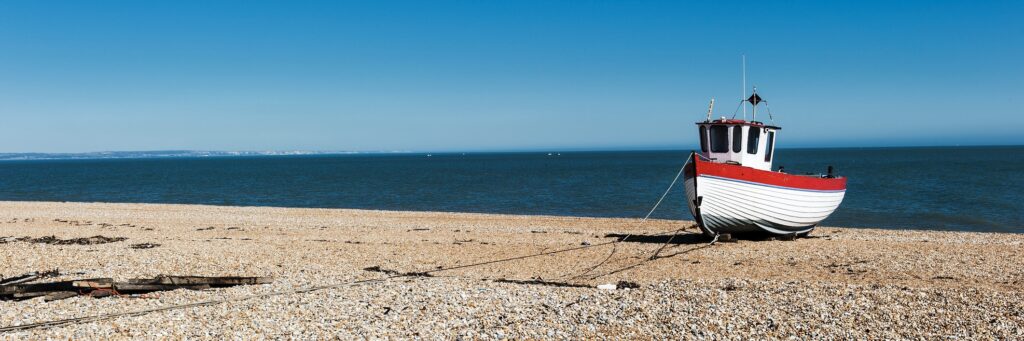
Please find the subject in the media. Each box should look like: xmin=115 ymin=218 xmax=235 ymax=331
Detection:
xmin=1 ymin=1 xmax=1021 ymax=153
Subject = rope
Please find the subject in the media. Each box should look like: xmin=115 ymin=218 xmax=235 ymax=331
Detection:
xmin=0 ymin=277 xmax=392 ymax=333
xmin=583 ymin=241 xmax=715 ymax=280
xmin=0 ymin=235 xmax=626 ymax=329
xmin=578 ymin=223 xmax=711 ymax=281
xmin=565 ymin=155 xmax=690 ymax=280
xmin=647 ymin=224 xmax=695 ymax=260
xmin=763 ymin=101 xmax=775 ymax=124
xmin=728 ymin=100 xmax=744 ymax=119
xmin=0 ymin=157 xmax=697 ymax=334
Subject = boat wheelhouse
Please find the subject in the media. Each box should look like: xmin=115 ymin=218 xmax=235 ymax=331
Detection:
xmin=683 ymin=89 xmax=847 ymax=237
xmin=696 ymin=118 xmax=779 ymax=171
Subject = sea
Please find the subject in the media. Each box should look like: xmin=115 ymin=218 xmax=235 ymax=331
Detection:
xmin=0 ymin=146 xmax=1020 ymax=233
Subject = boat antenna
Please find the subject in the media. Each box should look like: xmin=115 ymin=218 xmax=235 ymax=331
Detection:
xmin=747 ymin=86 xmax=763 ymax=122
xmin=742 ymin=54 xmax=746 ymax=121
xmin=751 ymin=86 xmax=757 ymax=121
xmin=705 ymin=98 xmax=715 ymax=122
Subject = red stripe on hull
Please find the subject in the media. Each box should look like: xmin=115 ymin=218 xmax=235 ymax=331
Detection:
xmin=694 ymin=155 xmax=847 ymax=191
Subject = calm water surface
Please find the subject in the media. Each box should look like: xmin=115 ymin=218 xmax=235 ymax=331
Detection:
xmin=0 ymin=147 xmax=1020 ymax=233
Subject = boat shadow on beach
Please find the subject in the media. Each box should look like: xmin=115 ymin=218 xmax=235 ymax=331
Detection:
xmin=605 ymin=231 xmax=797 ymax=244
xmin=604 ymin=233 xmax=708 ymax=245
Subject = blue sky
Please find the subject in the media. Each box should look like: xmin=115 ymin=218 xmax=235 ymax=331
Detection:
xmin=1 ymin=1 xmax=1021 ymax=153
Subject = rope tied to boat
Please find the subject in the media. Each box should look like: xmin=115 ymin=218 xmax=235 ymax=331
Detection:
xmin=647 ymin=225 xmax=696 ymax=260
xmin=0 ymin=155 xmax=709 ymax=334
xmin=0 ymin=239 xmax=620 ymax=334
xmin=566 ymin=154 xmax=693 ymax=280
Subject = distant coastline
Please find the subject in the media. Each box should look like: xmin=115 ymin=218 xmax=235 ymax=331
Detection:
xmin=0 ymin=150 xmax=406 ymax=161
xmin=1 ymin=145 xmax=1022 ymax=162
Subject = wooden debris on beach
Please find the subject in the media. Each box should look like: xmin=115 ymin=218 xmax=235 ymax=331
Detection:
xmin=129 ymin=242 xmax=160 ymax=249
xmin=0 ymin=269 xmax=61 ymax=286
xmin=0 ymin=235 xmax=127 ymax=245
xmin=0 ymin=273 xmax=272 ymax=302
xmin=129 ymin=275 xmax=273 ymax=286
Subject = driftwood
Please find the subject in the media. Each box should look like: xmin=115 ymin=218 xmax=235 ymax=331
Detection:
xmin=73 ymin=278 xmax=114 ymax=289
xmin=114 ymin=283 xmax=211 ymax=292
xmin=44 ymin=292 xmax=79 ymax=302
xmin=129 ymin=275 xmax=273 ymax=287
xmin=0 ymin=269 xmax=61 ymax=286
xmin=0 ymin=274 xmax=272 ymax=302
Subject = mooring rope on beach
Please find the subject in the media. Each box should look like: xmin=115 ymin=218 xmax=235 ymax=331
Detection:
xmin=0 ymin=157 xmax=704 ymax=334
xmin=566 ymin=154 xmax=691 ymax=280
xmin=0 ymin=231 xmax=707 ymax=333
xmin=0 ymin=236 xmax=638 ymax=333
xmin=647 ymin=226 xmax=690 ymax=260
xmin=0 ymin=276 xmax=397 ymax=334
xmin=1 ymin=229 xmax=707 ymax=333
xmin=2 ymin=234 xmax=638 ymax=333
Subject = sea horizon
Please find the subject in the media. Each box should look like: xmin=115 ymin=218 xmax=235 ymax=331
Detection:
xmin=1 ymin=146 xmax=1020 ymax=233
xmin=2 ymin=143 xmax=1022 ymax=161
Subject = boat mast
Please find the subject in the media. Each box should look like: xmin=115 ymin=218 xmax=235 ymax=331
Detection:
xmin=742 ymin=55 xmax=746 ymax=121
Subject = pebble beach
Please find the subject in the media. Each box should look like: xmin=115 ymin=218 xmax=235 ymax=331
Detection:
xmin=0 ymin=201 xmax=1021 ymax=339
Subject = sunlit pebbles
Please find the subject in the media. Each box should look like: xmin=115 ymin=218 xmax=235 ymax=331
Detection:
xmin=0 ymin=201 xmax=1021 ymax=339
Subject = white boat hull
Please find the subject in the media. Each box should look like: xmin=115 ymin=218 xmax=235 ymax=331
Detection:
xmin=684 ymin=154 xmax=847 ymax=236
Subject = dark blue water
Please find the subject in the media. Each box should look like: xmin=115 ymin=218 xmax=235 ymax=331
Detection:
xmin=0 ymin=147 xmax=1021 ymax=233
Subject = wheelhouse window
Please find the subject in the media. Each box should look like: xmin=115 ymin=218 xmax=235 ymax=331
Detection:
xmin=747 ymin=128 xmax=760 ymax=154
xmin=699 ymin=126 xmax=708 ymax=152
xmin=731 ymin=126 xmax=742 ymax=153
xmin=764 ymin=131 xmax=775 ymax=162
xmin=709 ymin=125 xmax=729 ymax=153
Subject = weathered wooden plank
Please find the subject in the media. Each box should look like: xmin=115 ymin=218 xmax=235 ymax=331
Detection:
xmin=12 ymin=291 xmax=50 ymax=299
xmin=44 ymin=291 xmax=79 ymax=302
xmin=3 ymin=275 xmax=271 ymax=300
xmin=0 ymin=274 xmax=40 ymax=286
xmin=0 ymin=281 xmax=77 ymax=295
xmin=114 ymin=283 xmax=210 ymax=292
xmin=87 ymin=290 xmax=115 ymax=298
xmin=72 ymin=278 xmax=113 ymax=289
xmin=143 ymin=276 xmax=272 ymax=286
xmin=0 ymin=270 xmax=60 ymax=286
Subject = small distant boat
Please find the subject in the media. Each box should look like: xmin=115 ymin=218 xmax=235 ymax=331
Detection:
xmin=683 ymin=88 xmax=846 ymax=237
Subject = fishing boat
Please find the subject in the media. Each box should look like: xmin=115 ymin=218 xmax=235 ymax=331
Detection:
xmin=683 ymin=89 xmax=846 ymax=237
